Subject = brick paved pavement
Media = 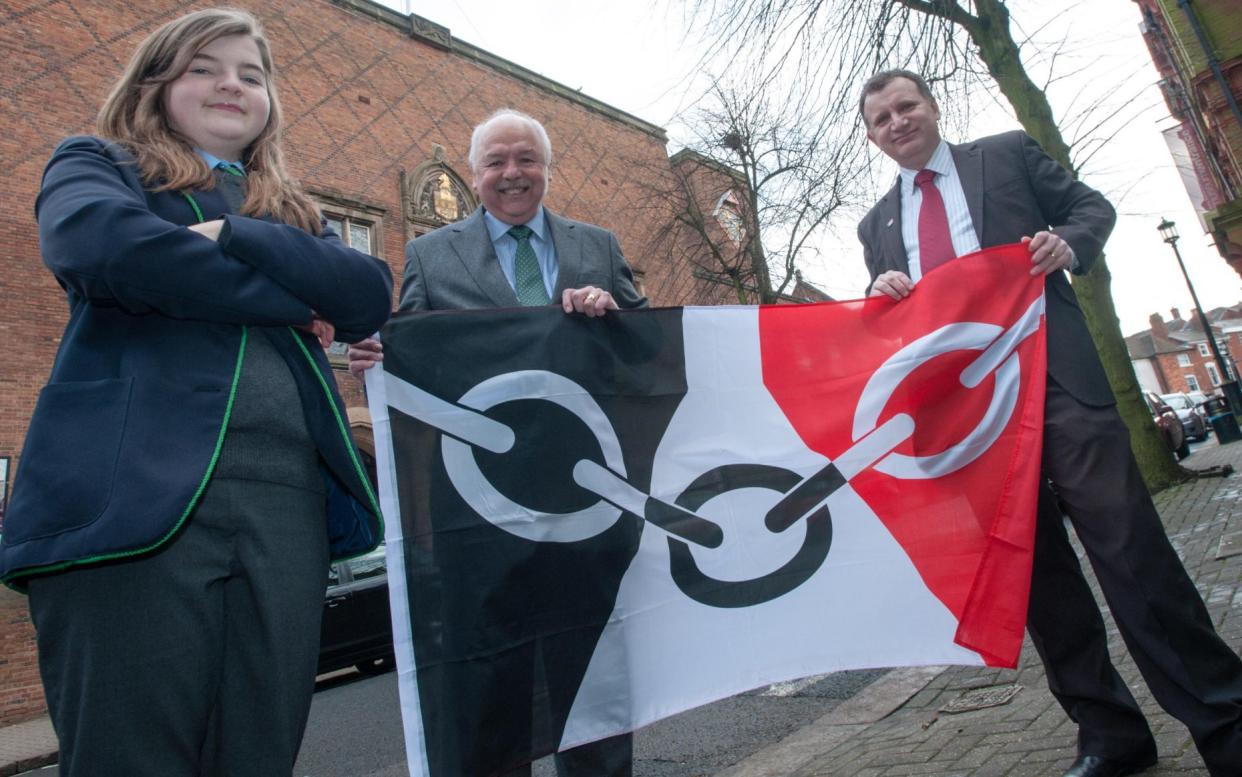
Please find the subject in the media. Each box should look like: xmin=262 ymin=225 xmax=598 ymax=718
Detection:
xmin=743 ymin=437 xmax=1242 ymax=777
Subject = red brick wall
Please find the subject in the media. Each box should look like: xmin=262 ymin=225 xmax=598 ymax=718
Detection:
xmin=0 ymin=588 xmax=44 ymax=722
xmin=0 ymin=0 xmax=710 ymax=723
xmin=1150 ymin=332 xmax=1242 ymax=395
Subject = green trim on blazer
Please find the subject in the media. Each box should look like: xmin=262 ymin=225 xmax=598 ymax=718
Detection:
xmin=286 ymin=327 xmax=384 ymax=558
xmin=3 ymin=329 xmax=249 ymax=590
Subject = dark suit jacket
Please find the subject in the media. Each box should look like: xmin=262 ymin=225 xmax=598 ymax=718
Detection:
xmin=399 ymin=207 xmax=647 ymax=311
xmin=857 ymin=130 xmax=1115 ymax=406
xmin=0 ymin=136 xmax=393 ymax=587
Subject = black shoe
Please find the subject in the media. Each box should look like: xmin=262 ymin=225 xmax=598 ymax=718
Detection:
xmin=1062 ymin=754 xmax=1158 ymax=777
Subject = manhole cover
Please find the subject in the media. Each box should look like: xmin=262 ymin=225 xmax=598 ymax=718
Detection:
xmin=1218 ymin=531 xmax=1242 ymax=560
xmin=939 ymin=684 xmax=1022 ymax=713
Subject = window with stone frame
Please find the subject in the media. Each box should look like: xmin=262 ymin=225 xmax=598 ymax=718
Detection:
xmin=1186 ymin=374 xmax=1201 ymax=392
xmin=312 ymin=195 xmax=387 ymax=365
xmin=1177 ymin=353 xmax=1192 ymax=367
xmin=324 ymin=213 xmax=378 ymax=256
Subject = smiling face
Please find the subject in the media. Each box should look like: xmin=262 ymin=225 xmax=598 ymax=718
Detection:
xmin=471 ymin=117 xmax=549 ymax=226
xmin=162 ymin=34 xmax=271 ymax=162
xmin=862 ymin=76 xmax=942 ymax=171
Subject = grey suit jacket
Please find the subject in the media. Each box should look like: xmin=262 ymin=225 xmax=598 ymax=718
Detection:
xmin=399 ymin=207 xmax=647 ymax=312
xmin=857 ymin=130 xmax=1116 ymax=406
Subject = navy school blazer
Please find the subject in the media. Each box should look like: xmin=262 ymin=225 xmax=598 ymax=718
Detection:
xmin=0 ymin=136 xmax=394 ymax=588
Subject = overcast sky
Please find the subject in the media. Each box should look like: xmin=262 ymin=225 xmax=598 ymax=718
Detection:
xmin=396 ymin=0 xmax=1241 ymax=336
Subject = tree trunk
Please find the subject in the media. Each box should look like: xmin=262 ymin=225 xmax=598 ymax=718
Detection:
xmin=922 ymin=0 xmax=1188 ymax=489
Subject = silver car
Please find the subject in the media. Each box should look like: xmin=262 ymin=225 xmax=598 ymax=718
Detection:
xmin=1160 ymin=392 xmax=1209 ymax=441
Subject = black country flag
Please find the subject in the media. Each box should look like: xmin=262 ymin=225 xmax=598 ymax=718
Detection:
xmin=366 ymin=245 xmax=1048 ymax=776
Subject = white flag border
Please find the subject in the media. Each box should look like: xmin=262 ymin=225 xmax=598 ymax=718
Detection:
xmin=366 ymin=358 xmax=429 ymax=777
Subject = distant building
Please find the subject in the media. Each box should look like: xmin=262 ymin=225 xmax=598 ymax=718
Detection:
xmin=1126 ymin=304 xmax=1242 ymax=394
xmin=1133 ymin=0 xmax=1242 ymax=275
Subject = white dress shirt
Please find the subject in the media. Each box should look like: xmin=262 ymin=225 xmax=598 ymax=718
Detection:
xmin=898 ymin=141 xmax=980 ymax=282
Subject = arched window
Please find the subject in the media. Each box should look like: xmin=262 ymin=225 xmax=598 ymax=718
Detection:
xmin=713 ymin=190 xmax=746 ymax=245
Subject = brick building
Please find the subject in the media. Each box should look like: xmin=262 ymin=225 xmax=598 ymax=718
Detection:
xmin=660 ymin=149 xmax=831 ymax=305
xmin=1133 ymin=0 xmax=1242 ymax=275
xmin=0 ymin=0 xmax=748 ymax=723
xmin=1126 ymin=305 xmax=1242 ymax=395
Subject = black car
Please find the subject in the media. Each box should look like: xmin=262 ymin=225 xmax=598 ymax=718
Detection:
xmin=318 ymin=543 xmax=394 ymax=676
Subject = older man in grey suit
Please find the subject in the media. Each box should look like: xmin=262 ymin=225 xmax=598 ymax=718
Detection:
xmin=857 ymin=69 xmax=1242 ymax=777
xmin=349 ymin=108 xmax=641 ymax=777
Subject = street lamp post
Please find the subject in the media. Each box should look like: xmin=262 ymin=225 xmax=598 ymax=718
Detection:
xmin=1158 ymin=217 xmax=1242 ymax=414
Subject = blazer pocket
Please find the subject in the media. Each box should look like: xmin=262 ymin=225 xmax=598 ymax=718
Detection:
xmin=4 ymin=378 xmax=132 ymax=544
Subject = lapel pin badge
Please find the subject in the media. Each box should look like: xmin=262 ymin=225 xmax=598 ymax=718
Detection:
xmin=886 ymin=218 xmax=894 ymax=228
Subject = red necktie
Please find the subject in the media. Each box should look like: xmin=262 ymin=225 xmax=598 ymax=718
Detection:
xmin=915 ymin=168 xmax=956 ymax=274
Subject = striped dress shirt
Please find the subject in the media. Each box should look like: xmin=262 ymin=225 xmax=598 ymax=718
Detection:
xmin=899 ymin=141 xmax=980 ymax=282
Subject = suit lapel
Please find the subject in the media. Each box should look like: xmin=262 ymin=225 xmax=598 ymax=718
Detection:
xmin=451 ymin=209 xmax=518 ymax=307
xmin=878 ymin=181 xmax=908 ymax=274
xmin=951 ymin=141 xmax=985 ymax=245
xmin=547 ymin=209 xmax=581 ymax=298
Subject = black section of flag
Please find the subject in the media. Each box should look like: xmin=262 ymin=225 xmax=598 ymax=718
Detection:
xmin=381 ymin=306 xmax=687 ymax=776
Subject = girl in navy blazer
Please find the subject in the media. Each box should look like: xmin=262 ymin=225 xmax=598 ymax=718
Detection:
xmin=0 ymin=9 xmax=392 ymax=775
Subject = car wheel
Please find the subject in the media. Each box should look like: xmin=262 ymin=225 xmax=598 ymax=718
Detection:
xmin=355 ymin=656 xmax=395 ymax=676
xmin=1176 ymin=440 xmax=1191 ymax=460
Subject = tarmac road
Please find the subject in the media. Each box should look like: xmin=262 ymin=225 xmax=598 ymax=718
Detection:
xmin=291 ymin=667 xmax=887 ymax=777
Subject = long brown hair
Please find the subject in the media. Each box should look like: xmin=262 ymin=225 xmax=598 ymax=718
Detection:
xmin=97 ymin=8 xmax=321 ymax=233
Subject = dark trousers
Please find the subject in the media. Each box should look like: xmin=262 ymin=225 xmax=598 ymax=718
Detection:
xmin=501 ymin=732 xmax=633 ymax=777
xmin=1026 ymin=379 xmax=1242 ymax=776
xmin=28 ymin=477 xmax=328 ymax=777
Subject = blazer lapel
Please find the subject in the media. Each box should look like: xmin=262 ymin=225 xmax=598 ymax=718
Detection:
xmin=878 ymin=180 xmax=908 ymax=274
xmin=450 ymin=209 xmax=519 ymax=307
xmin=951 ymin=141 xmax=985 ymax=245
xmin=547 ymin=209 xmax=582 ymax=298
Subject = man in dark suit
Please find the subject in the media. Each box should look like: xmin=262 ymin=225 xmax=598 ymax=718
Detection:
xmin=857 ymin=69 xmax=1242 ymax=777
xmin=350 ymin=108 xmax=642 ymax=777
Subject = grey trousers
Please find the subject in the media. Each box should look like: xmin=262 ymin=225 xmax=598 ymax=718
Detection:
xmin=28 ymin=476 xmax=328 ymax=777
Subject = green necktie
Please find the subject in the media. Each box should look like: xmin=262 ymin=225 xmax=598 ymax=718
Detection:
xmin=507 ymin=225 xmax=550 ymax=306
xmin=213 ymin=162 xmax=246 ymax=211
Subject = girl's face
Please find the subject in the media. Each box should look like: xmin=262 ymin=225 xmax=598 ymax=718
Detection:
xmin=163 ymin=34 xmax=271 ymax=162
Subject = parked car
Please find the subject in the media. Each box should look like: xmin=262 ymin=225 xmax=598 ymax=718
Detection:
xmin=1145 ymin=392 xmax=1189 ymax=460
xmin=1185 ymin=390 xmax=1213 ymax=420
xmin=318 ymin=542 xmax=394 ymax=676
xmin=1160 ymin=392 xmax=1209 ymax=441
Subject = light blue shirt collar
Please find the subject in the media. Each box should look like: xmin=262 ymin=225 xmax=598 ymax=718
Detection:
xmin=194 ymin=148 xmax=245 ymax=175
xmin=482 ymin=207 xmax=548 ymax=242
